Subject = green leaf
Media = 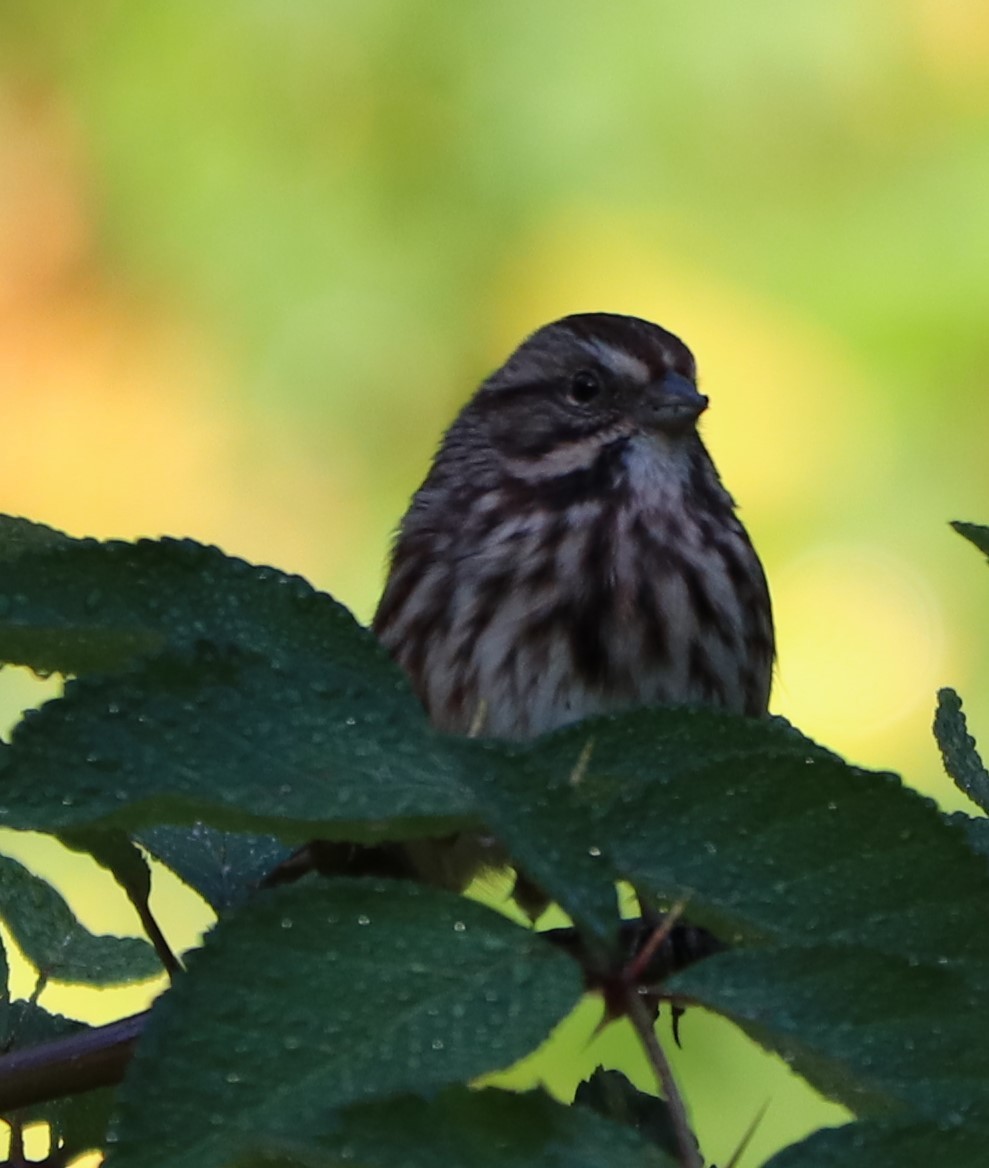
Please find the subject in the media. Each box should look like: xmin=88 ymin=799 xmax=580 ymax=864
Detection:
xmin=0 ymin=515 xmax=75 ymax=563
xmin=951 ymin=520 xmax=989 ymax=561
xmin=473 ymin=708 xmax=989 ymax=1118
xmin=231 ymin=1087 xmax=678 ymax=1168
xmin=949 ymin=811 xmax=989 ymax=861
xmin=492 ymin=709 xmax=989 ymax=964
xmin=0 ymin=644 xmax=476 ymax=842
xmin=673 ymin=945 xmax=983 ymax=1118
xmin=574 ymin=1068 xmax=678 ymax=1159
xmin=108 ymin=879 xmax=584 ymax=1168
xmin=934 ymin=688 xmax=989 ymax=812
xmin=136 ymin=824 xmax=291 ymax=914
xmin=765 ymin=1117 xmax=989 ymax=1167
xmin=0 ymin=528 xmax=403 ymax=685
xmin=0 ymin=853 xmax=161 ymax=984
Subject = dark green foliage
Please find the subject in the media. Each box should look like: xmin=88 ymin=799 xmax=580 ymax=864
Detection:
xmin=0 ymin=644 xmax=476 ymax=840
xmin=675 ymin=946 xmax=984 ymax=1117
xmin=764 ymin=1117 xmax=989 ymax=1166
xmin=489 ymin=710 xmax=986 ymax=962
xmin=109 ymin=880 xmax=584 ymax=1168
xmin=0 ymin=527 xmax=401 ymax=681
xmin=229 ymin=1087 xmax=677 ymax=1168
xmin=951 ymin=521 xmax=989 ymax=562
xmin=136 ymin=824 xmax=291 ymax=914
xmin=935 ymin=687 xmax=989 ymax=812
xmin=0 ymin=853 xmax=159 ymax=984
xmin=0 ymin=513 xmax=987 ymax=1167
xmin=574 ymin=1068 xmax=679 ymax=1158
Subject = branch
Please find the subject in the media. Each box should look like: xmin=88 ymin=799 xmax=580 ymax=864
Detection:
xmin=624 ymin=988 xmax=701 ymax=1168
xmin=0 ymin=1012 xmax=146 ymax=1114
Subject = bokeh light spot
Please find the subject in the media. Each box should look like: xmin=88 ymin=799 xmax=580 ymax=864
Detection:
xmin=772 ymin=544 xmax=946 ymax=749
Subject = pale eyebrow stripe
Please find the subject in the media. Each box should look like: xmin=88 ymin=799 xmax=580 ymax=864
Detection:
xmin=582 ymin=338 xmax=652 ymax=383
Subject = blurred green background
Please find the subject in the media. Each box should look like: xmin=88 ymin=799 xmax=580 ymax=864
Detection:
xmin=0 ymin=2 xmax=987 ymax=1163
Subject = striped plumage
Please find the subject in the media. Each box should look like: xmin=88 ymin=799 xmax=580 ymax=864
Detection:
xmin=374 ymin=313 xmax=774 ymax=741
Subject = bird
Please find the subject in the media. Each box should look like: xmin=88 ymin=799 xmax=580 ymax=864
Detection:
xmin=374 ymin=311 xmax=773 ymax=736
xmin=368 ymin=312 xmax=774 ymax=900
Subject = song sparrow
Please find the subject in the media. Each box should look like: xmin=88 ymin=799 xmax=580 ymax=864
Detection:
xmin=367 ymin=313 xmax=774 ymax=901
xmin=280 ymin=313 xmax=773 ymax=901
xmin=374 ymin=312 xmax=774 ymax=740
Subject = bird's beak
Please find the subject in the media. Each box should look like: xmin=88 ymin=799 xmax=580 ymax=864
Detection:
xmin=636 ymin=372 xmax=709 ymax=434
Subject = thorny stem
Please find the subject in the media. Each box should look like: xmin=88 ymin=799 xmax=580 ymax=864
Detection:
xmin=624 ymin=986 xmax=702 ymax=1168
xmin=625 ymin=900 xmax=686 ymax=985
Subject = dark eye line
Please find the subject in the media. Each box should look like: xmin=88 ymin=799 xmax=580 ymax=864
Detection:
xmin=479 ymin=379 xmax=560 ymax=404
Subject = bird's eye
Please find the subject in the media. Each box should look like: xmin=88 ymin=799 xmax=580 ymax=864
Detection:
xmin=568 ymin=369 xmax=603 ymax=404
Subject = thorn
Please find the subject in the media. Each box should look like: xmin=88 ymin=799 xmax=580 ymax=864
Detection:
xmin=586 ymin=1000 xmax=614 ymax=1046
xmin=723 ymin=1100 xmax=770 ymax=1168
xmin=671 ymin=1003 xmax=685 ymax=1047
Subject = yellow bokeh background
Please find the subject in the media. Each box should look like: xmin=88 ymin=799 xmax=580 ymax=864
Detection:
xmin=1 ymin=3 xmax=988 ymax=1164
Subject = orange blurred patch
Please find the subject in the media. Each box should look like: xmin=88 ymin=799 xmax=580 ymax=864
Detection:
xmin=0 ymin=83 xmax=370 ymax=604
